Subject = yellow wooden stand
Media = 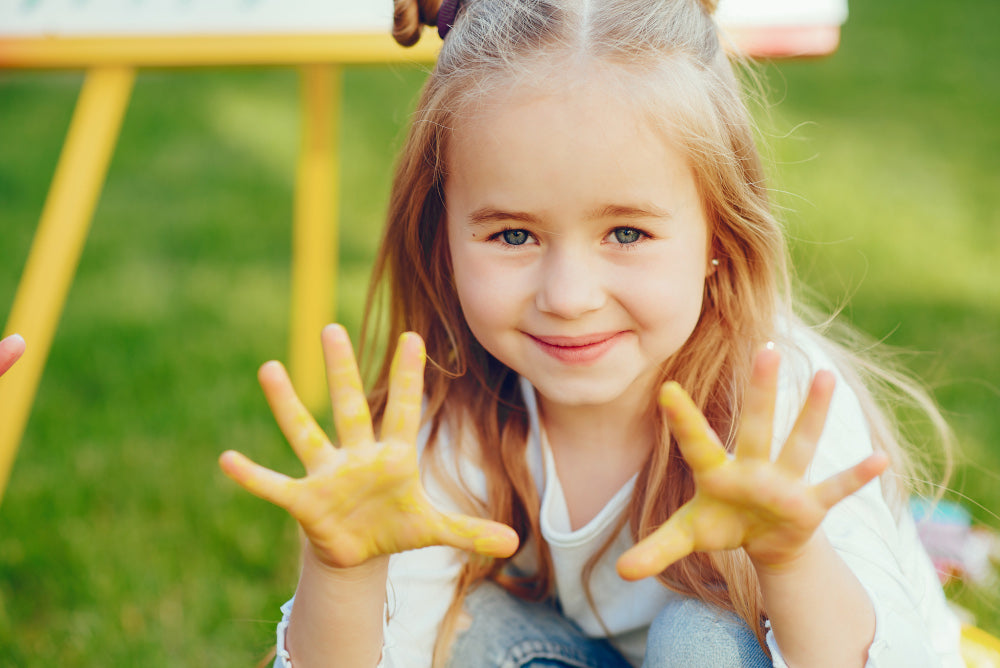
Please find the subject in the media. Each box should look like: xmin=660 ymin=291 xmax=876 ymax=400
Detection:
xmin=0 ymin=33 xmax=440 ymax=503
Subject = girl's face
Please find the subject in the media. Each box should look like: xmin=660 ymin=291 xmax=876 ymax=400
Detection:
xmin=445 ymin=80 xmax=712 ymax=413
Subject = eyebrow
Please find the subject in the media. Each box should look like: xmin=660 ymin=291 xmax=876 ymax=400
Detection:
xmin=467 ymin=203 xmax=671 ymax=226
xmin=591 ymin=203 xmax=672 ymax=220
xmin=468 ymin=208 xmax=542 ymax=226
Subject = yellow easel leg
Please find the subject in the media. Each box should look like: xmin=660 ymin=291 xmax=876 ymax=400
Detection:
xmin=289 ymin=64 xmax=341 ymax=411
xmin=0 ymin=66 xmax=135 ymax=504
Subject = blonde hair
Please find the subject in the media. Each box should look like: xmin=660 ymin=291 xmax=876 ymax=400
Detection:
xmin=369 ymin=0 xmax=952 ymax=662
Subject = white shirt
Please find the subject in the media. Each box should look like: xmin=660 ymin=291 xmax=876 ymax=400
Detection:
xmin=276 ymin=326 xmax=963 ymax=667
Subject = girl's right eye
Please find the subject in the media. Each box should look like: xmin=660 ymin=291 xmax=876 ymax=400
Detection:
xmin=496 ymin=228 xmax=531 ymax=246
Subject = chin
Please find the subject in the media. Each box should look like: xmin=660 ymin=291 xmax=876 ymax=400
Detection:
xmin=529 ymin=378 xmax=636 ymax=408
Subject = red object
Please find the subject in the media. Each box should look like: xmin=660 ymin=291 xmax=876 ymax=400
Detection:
xmin=726 ymin=25 xmax=842 ymax=58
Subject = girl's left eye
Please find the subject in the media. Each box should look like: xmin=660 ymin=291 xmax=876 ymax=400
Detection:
xmin=609 ymin=227 xmax=645 ymax=244
xmin=501 ymin=228 xmax=530 ymax=245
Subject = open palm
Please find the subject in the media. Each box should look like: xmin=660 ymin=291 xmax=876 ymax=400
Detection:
xmin=617 ymin=349 xmax=888 ymax=580
xmin=219 ymin=325 xmax=519 ymax=569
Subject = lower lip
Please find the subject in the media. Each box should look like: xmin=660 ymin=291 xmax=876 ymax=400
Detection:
xmin=530 ymin=333 xmax=625 ymax=365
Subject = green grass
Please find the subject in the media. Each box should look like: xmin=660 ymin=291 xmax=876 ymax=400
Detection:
xmin=764 ymin=0 xmax=1000 ymax=516
xmin=0 ymin=0 xmax=997 ymax=662
xmin=0 ymin=65 xmax=429 ymax=665
xmin=761 ymin=0 xmax=1000 ymax=627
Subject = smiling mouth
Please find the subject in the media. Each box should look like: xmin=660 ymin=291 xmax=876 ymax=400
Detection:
xmin=528 ymin=332 xmax=625 ymax=364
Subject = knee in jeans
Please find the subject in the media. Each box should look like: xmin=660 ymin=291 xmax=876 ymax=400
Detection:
xmin=643 ymin=597 xmax=770 ymax=668
xmin=448 ymin=583 xmax=630 ymax=668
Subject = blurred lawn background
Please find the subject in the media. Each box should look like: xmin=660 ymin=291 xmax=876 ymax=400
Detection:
xmin=1 ymin=0 xmax=997 ymax=663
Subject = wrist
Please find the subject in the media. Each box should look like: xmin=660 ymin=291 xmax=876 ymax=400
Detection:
xmin=289 ymin=548 xmax=389 ymax=668
xmin=751 ymin=532 xmax=876 ymax=667
xmin=750 ymin=533 xmax=828 ymax=580
xmin=303 ymin=544 xmax=390 ymax=584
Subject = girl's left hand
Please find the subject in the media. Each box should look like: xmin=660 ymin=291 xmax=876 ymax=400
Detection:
xmin=616 ymin=349 xmax=888 ymax=581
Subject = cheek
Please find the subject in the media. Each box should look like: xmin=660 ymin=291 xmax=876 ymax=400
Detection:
xmin=451 ymin=252 xmax=513 ymax=336
xmin=623 ymin=259 xmax=707 ymax=331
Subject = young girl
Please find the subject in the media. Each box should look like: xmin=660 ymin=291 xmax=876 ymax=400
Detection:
xmin=220 ymin=0 xmax=963 ymax=665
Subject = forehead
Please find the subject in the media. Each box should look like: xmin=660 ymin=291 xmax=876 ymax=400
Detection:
xmin=445 ymin=75 xmax=697 ymax=211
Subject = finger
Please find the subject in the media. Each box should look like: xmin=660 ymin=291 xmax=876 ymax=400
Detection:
xmin=775 ymin=370 xmax=835 ymax=475
xmin=258 ymin=361 xmax=331 ymax=473
xmin=322 ymin=324 xmax=376 ymax=449
xmin=434 ymin=512 xmax=520 ymax=558
xmin=0 ymin=334 xmax=26 ymax=377
xmin=380 ymin=332 xmax=426 ymax=446
xmin=813 ymin=452 xmax=889 ymax=509
xmin=734 ymin=347 xmax=781 ymax=461
xmin=660 ymin=382 xmax=729 ymax=473
xmin=616 ymin=512 xmax=696 ymax=581
xmin=218 ymin=450 xmax=301 ymax=510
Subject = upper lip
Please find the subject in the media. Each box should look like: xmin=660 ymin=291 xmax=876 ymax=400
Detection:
xmin=528 ymin=332 xmax=622 ymax=347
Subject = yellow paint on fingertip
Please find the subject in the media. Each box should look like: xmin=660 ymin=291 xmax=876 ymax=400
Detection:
xmin=410 ymin=332 xmax=427 ymax=364
xmin=473 ymin=533 xmax=518 ymax=558
xmin=659 ymin=381 xmax=684 ymax=405
xmin=701 ymin=446 xmax=729 ymax=468
xmin=472 ymin=535 xmax=499 ymax=553
xmin=616 ymin=553 xmax=653 ymax=581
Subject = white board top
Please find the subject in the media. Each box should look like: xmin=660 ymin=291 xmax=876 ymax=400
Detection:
xmin=0 ymin=0 xmax=846 ymax=38
xmin=0 ymin=0 xmax=395 ymax=36
xmin=717 ymin=0 xmax=848 ymax=27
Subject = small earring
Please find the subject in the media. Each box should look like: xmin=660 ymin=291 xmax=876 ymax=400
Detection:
xmin=711 ymin=258 xmax=720 ymax=267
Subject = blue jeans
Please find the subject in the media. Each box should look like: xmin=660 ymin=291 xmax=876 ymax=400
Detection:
xmin=447 ymin=583 xmax=772 ymax=668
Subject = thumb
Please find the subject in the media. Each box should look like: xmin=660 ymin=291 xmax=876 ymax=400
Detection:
xmin=616 ymin=513 xmax=695 ymax=581
xmin=434 ymin=512 xmax=520 ymax=558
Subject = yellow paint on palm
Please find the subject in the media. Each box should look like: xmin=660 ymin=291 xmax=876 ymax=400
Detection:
xmin=392 ymin=492 xmax=423 ymax=515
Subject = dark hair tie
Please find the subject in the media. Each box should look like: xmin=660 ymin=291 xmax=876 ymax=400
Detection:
xmin=438 ymin=0 xmax=462 ymax=39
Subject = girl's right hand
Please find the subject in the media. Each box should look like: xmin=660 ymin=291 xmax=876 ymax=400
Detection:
xmin=219 ymin=324 xmax=519 ymax=570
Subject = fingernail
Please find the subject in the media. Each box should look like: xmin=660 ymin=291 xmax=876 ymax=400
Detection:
xmin=400 ymin=332 xmax=426 ymax=362
xmin=324 ymin=323 xmax=348 ymax=341
xmin=2 ymin=333 xmax=25 ymax=348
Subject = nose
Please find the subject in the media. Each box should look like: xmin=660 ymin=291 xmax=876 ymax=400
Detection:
xmin=535 ymin=245 xmax=607 ymax=319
